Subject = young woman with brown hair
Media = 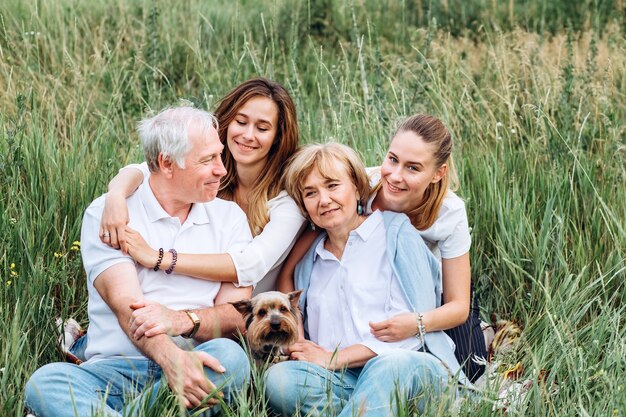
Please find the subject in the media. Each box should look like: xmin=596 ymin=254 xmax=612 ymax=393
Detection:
xmin=99 ymin=77 xmax=305 ymax=298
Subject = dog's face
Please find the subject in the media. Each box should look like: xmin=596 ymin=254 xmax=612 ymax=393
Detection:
xmin=230 ymin=290 xmax=301 ymax=359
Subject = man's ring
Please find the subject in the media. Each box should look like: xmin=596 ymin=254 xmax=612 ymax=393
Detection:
xmin=102 ymin=232 xmax=110 ymax=238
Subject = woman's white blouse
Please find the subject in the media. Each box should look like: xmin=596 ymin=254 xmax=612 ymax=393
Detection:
xmin=122 ymin=163 xmax=306 ymax=294
xmin=366 ymin=167 xmax=471 ymax=260
xmin=230 ymin=190 xmax=305 ymax=294
xmin=305 ymin=211 xmax=422 ymax=355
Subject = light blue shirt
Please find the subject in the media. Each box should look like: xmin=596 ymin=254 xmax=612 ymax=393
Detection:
xmin=295 ymin=210 xmax=470 ymax=385
xmin=306 ymin=211 xmax=422 ymax=355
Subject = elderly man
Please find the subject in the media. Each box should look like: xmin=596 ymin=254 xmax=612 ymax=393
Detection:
xmin=25 ymin=107 xmax=253 ymax=416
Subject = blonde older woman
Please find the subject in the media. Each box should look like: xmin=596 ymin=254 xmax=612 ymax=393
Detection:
xmin=265 ymin=143 xmax=468 ymax=417
xmin=278 ymin=114 xmax=486 ymax=382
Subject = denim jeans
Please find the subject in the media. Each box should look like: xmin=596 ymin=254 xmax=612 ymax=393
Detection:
xmin=265 ymin=350 xmax=450 ymax=417
xmin=68 ymin=331 xmax=88 ymax=362
xmin=24 ymin=338 xmax=250 ymax=417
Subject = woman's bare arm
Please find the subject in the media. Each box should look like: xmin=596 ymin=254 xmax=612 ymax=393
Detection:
xmin=424 ymin=252 xmax=471 ymax=330
xmin=123 ymin=226 xmax=239 ymax=282
xmin=100 ymin=166 xmax=145 ymax=250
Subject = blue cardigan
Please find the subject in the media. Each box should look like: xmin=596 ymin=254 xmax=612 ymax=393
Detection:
xmin=294 ymin=211 xmax=469 ymax=386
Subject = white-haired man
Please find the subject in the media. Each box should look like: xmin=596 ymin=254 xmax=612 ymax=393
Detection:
xmin=25 ymin=107 xmax=253 ymax=416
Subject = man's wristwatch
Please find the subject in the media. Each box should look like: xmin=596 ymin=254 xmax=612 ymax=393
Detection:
xmin=182 ymin=310 xmax=200 ymax=339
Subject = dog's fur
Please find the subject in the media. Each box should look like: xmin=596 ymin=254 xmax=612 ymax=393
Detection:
xmin=230 ymin=290 xmax=301 ymax=364
xmin=487 ymin=316 xmax=523 ymax=363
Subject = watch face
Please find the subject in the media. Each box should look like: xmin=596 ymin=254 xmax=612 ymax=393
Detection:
xmin=184 ymin=310 xmax=200 ymax=338
xmin=188 ymin=311 xmax=200 ymax=323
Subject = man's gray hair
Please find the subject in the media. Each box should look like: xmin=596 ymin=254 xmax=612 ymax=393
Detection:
xmin=138 ymin=106 xmax=219 ymax=172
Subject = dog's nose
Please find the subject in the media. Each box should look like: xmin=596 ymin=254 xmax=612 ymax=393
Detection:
xmin=270 ymin=316 xmax=281 ymax=330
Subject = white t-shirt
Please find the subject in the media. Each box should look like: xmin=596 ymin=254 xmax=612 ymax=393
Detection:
xmin=124 ymin=163 xmax=306 ymax=295
xmin=306 ymin=211 xmax=422 ymax=355
xmin=366 ymin=167 xmax=471 ymax=260
xmin=81 ymin=181 xmax=252 ymax=362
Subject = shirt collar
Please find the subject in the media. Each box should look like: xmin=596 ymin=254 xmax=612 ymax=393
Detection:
xmin=138 ymin=182 xmax=210 ymax=225
xmin=351 ymin=210 xmax=382 ymax=242
xmin=312 ymin=210 xmax=383 ymax=261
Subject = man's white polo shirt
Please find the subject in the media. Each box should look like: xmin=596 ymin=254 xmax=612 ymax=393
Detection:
xmin=80 ymin=181 xmax=252 ymax=362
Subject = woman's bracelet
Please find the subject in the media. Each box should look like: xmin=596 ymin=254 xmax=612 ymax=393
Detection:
xmin=415 ymin=312 xmax=426 ymax=348
xmin=165 ymin=248 xmax=178 ymax=275
xmin=153 ymin=248 xmax=164 ymax=271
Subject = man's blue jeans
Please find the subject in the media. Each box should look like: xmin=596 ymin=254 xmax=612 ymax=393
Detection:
xmin=24 ymin=338 xmax=250 ymax=417
xmin=265 ymin=350 xmax=450 ymax=417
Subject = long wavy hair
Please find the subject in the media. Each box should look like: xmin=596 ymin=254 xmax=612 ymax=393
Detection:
xmin=373 ymin=114 xmax=459 ymax=230
xmin=215 ymin=78 xmax=299 ymax=235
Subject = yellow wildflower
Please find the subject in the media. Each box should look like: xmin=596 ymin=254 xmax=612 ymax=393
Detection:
xmin=10 ymin=270 xmax=18 ymax=277
xmin=5 ymin=281 xmax=11 ymax=287
xmin=54 ymin=252 xmax=65 ymax=258
xmin=10 ymin=263 xmax=15 ymax=269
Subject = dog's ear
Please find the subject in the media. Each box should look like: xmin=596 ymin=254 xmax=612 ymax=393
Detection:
xmin=230 ymin=299 xmax=253 ymax=317
xmin=287 ymin=290 xmax=303 ymax=309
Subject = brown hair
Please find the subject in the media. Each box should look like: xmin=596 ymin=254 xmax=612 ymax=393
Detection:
xmin=374 ymin=114 xmax=459 ymax=230
xmin=214 ymin=78 xmax=299 ymax=235
xmin=283 ymin=142 xmax=370 ymax=222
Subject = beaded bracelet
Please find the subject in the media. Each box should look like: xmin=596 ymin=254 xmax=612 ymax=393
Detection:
xmin=165 ymin=248 xmax=178 ymax=274
xmin=415 ymin=312 xmax=426 ymax=349
xmin=153 ymin=248 xmax=164 ymax=271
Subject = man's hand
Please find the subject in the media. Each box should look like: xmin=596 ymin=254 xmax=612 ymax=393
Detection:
xmin=161 ymin=348 xmax=226 ymax=409
xmin=129 ymin=300 xmax=193 ymax=339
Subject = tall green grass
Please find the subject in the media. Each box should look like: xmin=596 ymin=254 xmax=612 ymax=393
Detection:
xmin=1 ymin=0 xmax=625 ymax=415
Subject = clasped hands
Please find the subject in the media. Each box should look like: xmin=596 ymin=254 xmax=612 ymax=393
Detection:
xmin=128 ymin=300 xmax=190 ymax=340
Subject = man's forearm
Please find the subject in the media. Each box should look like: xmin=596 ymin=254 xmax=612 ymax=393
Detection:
xmin=115 ymin=298 xmax=184 ymax=365
xmin=93 ymin=263 xmax=184 ymax=367
xmin=184 ymin=282 xmax=251 ymax=342
xmin=189 ymin=304 xmax=246 ymax=342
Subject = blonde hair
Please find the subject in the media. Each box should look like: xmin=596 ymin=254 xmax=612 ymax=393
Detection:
xmin=283 ymin=142 xmax=371 ymax=222
xmin=214 ymin=78 xmax=299 ymax=235
xmin=374 ymin=114 xmax=459 ymax=230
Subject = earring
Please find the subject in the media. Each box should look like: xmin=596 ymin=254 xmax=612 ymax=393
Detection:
xmin=309 ymin=221 xmax=316 ymax=231
xmin=357 ymin=200 xmax=364 ymax=216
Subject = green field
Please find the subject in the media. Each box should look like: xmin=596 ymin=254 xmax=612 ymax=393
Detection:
xmin=1 ymin=0 xmax=625 ymax=415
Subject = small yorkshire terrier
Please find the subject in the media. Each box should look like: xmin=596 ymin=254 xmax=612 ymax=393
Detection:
xmin=230 ymin=290 xmax=302 ymax=364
